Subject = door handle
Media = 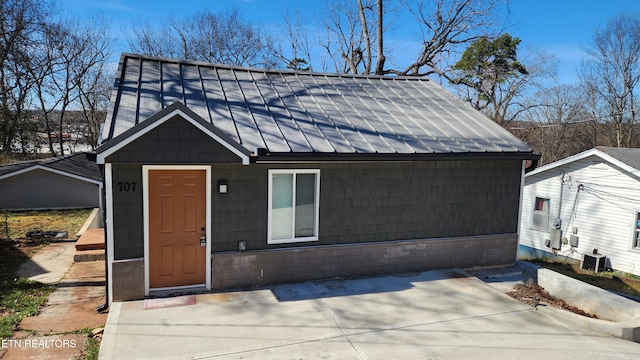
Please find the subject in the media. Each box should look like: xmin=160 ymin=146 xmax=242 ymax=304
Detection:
xmin=200 ymin=226 xmax=206 ymax=246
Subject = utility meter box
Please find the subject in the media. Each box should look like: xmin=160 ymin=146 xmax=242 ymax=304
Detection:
xmin=549 ymin=229 xmax=562 ymax=250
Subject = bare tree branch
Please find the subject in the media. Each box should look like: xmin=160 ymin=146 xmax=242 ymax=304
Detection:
xmin=391 ymin=0 xmax=508 ymax=77
xmin=128 ymin=9 xmax=278 ymax=68
xmin=580 ymin=13 xmax=640 ymax=148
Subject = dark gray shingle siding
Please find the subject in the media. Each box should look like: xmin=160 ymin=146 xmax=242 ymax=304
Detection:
xmin=111 ymin=158 xmax=522 ymax=260
xmin=111 ymin=164 xmax=144 ymax=260
xmin=105 ymin=115 xmax=243 ymax=164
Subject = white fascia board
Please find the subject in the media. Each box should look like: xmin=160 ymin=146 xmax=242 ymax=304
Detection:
xmin=526 ymin=148 xmax=640 ymax=180
xmin=96 ymin=108 xmax=250 ymax=165
xmin=592 ymin=152 xmax=640 ymax=178
xmin=526 ymin=149 xmax=599 ymax=177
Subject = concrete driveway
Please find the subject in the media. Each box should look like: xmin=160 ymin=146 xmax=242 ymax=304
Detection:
xmin=99 ymin=269 xmax=640 ymax=359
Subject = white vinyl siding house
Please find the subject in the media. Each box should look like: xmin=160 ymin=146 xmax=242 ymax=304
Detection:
xmin=519 ymin=147 xmax=640 ymax=276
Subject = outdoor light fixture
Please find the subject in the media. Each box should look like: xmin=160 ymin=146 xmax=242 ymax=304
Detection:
xmin=218 ymin=180 xmax=228 ymax=194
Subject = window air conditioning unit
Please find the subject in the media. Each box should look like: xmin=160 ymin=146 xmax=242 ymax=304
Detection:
xmin=581 ymin=252 xmax=606 ymax=273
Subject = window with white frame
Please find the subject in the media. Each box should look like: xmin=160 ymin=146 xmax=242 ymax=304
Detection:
xmin=268 ymin=169 xmax=320 ymax=244
xmin=633 ymin=212 xmax=640 ymax=249
xmin=531 ymin=196 xmax=550 ymax=230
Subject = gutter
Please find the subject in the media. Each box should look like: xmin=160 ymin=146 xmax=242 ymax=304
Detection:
xmin=525 ymin=157 xmax=540 ymax=173
xmin=252 ymin=150 xmax=542 ymax=164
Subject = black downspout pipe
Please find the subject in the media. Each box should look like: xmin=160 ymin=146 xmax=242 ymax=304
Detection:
xmin=525 ymin=157 xmax=539 ymax=173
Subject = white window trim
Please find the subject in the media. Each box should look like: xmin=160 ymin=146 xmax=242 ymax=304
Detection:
xmin=267 ymin=169 xmax=320 ymax=244
xmin=530 ymin=195 xmax=551 ymax=232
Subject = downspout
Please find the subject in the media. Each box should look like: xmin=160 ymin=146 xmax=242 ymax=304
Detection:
xmin=557 ymin=170 xmax=565 ymax=228
xmin=516 ymin=160 xmax=526 ymax=262
xmin=96 ymin=163 xmax=109 ymax=313
xmin=525 ymin=157 xmax=539 ymax=173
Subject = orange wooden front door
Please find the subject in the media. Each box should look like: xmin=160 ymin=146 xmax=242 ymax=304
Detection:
xmin=148 ymin=170 xmax=207 ymax=289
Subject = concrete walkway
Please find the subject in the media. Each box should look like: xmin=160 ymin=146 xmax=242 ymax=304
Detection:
xmin=2 ymin=242 xmax=107 ymax=360
xmin=99 ymin=269 xmax=640 ymax=360
xmin=16 ymin=242 xmax=76 ymax=284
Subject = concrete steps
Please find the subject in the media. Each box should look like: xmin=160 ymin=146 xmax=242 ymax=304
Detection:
xmin=74 ymin=228 xmax=105 ymax=262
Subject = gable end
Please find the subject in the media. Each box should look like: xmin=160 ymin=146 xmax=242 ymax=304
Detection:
xmin=97 ymin=102 xmax=251 ymax=165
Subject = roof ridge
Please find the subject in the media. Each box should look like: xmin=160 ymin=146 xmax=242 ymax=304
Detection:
xmin=0 ymin=152 xmax=82 ymax=168
xmin=42 ymin=152 xmax=84 ymax=165
xmin=597 ymin=146 xmax=640 ymax=151
xmin=119 ymin=53 xmax=431 ymax=81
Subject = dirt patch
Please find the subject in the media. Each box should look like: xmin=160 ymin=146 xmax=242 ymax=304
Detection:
xmin=507 ymin=283 xmax=598 ymax=318
xmin=3 ymin=238 xmax=46 ymax=256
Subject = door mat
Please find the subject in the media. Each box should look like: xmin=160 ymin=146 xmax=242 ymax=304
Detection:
xmin=143 ymin=295 xmax=196 ymax=310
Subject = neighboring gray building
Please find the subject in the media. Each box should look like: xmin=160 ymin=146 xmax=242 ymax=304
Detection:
xmin=0 ymin=152 xmax=102 ymax=210
xmin=97 ymin=53 xmax=539 ymax=302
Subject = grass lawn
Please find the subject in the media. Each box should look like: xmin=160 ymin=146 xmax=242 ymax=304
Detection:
xmin=0 ymin=240 xmax=53 ymax=338
xmin=1 ymin=209 xmax=93 ymax=240
xmin=0 ymin=209 xmax=93 ymax=338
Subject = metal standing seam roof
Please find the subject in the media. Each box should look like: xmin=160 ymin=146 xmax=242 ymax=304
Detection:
xmin=99 ymin=53 xmax=536 ymax=158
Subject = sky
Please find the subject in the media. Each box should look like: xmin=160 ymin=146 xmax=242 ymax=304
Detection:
xmin=62 ymin=0 xmax=640 ymax=85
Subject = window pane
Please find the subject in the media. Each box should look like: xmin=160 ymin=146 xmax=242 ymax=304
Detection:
xmin=271 ymin=174 xmax=293 ymax=240
xmin=532 ymin=197 xmax=550 ymax=229
xmin=635 ymin=213 xmax=640 ymax=248
xmin=295 ymin=173 xmax=316 ymax=237
xmin=532 ymin=213 xmax=549 ymax=229
xmin=534 ymin=197 xmax=550 ymax=213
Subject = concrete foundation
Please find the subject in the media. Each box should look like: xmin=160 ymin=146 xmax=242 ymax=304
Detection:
xmin=112 ymin=259 xmax=145 ymax=301
xmin=211 ymin=234 xmax=518 ymax=290
xmin=111 ymin=234 xmax=518 ymax=300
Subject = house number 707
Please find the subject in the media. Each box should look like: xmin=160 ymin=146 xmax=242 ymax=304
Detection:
xmin=117 ymin=182 xmax=137 ymax=192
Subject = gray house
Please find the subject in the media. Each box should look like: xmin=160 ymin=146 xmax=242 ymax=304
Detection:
xmin=0 ymin=152 xmax=102 ymax=210
xmin=97 ymin=53 xmax=539 ymax=302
